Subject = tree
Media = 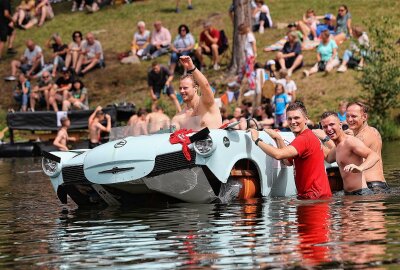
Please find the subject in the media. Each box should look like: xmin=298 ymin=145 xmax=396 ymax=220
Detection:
xmin=359 ymin=17 xmax=400 ymax=135
xmin=229 ymin=0 xmax=252 ymax=74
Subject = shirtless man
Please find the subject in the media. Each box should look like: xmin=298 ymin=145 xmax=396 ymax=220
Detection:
xmin=146 ymin=105 xmax=170 ymax=133
xmin=346 ymin=102 xmax=389 ymax=193
xmin=317 ymin=112 xmax=380 ymax=195
xmin=171 ymin=55 xmax=222 ymax=129
xmin=88 ymin=106 xmax=111 ymax=149
xmin=53 ymin=117 xmax=76 ymax=151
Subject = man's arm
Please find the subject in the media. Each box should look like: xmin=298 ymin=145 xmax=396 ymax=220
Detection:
xmin=312 ymin=129 xmax=336 ymax=162
xmin=179 ymin=55 xmax=215 ymax=106
xmin=248 ymin=129 xmax=298 ymax=160
xmin=264 ymin=128 xmax=292 ymax=166
xmin=88 ymin=106 xmax=102 ymax=126
xmin=344 ymin=136 xmax=380 ymax=173
xmin=95 ymin=114 xmax=111 ymax=133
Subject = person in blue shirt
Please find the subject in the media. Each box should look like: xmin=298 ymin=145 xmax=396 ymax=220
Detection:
xmin=303 ymin=30 xmax=340 ymax=77
xmin=337 ymin=100 xmax=347 ymax=123
xmin=271 ymin=83 xmax=289 ymax=128
xmin=13 ymin=73 xmax=31 ymax=112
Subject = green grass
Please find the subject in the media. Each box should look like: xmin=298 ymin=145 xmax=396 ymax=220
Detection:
xmin=0 ymin=0 xmax=399 ymax=127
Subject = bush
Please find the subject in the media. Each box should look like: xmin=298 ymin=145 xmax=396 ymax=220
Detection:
xmin=359 ymin=17 xmax=400 ymax=138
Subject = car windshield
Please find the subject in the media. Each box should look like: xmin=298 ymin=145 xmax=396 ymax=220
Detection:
xmin=109 ymin=116 xmax=202 ymax=141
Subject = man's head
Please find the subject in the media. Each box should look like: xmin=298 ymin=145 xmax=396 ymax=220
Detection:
xmin=203 ymin=21 xmax=212 ymax=31
xmin=323 ymin=14 xmax=334 ymax=26
xmin=154 ymin=21 xmax=162 ymax=32
xmin=154 ymin=105 xmax=163 ymax=112
xmin=233 ymin=107 xmax=242 ymax=118
xmin=86 ymin=32 xmax=95 ymax=45
xmin=53 ymin=34 xmax=62 ymax=45
xmin=137 ymin=21 xmax=146 ymax=32
xmin=346 ymin=102 xmax=368 ymax=131
xmin=41 ymin=71 xmax=51 ymax=82
xmin=287 ymin=22 xmax=297 ymax=32
xmin=95 ymin=110 xmax=105 ymax=121
xmin=320 ymin=111 xmax=343 ymax=141
xmin=151 ymin=61 xmax=160 ymax=73
xmin=179 ymin=74 xmax=199 ymax=103
xmin=26 ymin=40 xmax=35 ymax=51
xmin=286 ymin=101 xmax=308 ymax=134
xmin=62 ymin=67 xmax=71 ymax=78
xmin=60 ymin=116 xmax=71 ymax=128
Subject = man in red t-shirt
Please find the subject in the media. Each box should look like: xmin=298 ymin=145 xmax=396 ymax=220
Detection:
xmin=195 ymin=21 xmax=221 ymax=71
xmin=248 ymin=102 xmax=332 ymax=199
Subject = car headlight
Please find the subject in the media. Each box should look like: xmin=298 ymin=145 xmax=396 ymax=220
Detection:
xmin=194 ymin=136 xmax=215 ymax=156
xmin=42 ymin=157 xmax=61 ymax=177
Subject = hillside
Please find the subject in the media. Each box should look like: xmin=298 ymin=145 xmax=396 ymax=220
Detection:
xmin=0 ymin=0 xmax=399 ymax=126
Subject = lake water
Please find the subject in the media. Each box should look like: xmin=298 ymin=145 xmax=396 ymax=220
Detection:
xmin=0 ymin=141 xmax=399 ymax=269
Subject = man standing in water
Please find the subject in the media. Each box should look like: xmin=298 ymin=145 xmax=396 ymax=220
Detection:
xmin=248 ymin=102 xmax=332 ymax=200
xmin=317 ymin=112 xmax=380 ymax=195
xmin=346 ymin=102 xmax=389 ymax=193
xmin=53 ymin=117 xmax=76 ymax=151
xmin=88 ymin=106 xmax=111 ymax=149
xmin=172 ymin=55 xmax=222 ymax=129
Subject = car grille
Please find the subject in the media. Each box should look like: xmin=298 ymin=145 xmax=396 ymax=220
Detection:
xmin=148 ymin=150 xmax=197 ymax=177
xmin=62 ymin=165 xmax=90 ymax=184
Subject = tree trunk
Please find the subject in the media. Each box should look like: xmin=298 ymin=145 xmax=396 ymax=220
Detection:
xmin=229 ymin=0 xmax=252 ymax=74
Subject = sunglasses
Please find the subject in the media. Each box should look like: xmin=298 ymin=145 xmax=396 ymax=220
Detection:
xmin=43 ymin=76 xmax=50 ymax=79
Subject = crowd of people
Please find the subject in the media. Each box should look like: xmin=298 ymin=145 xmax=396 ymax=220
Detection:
xmin=2 ymin=1 xmax=390 ymax=198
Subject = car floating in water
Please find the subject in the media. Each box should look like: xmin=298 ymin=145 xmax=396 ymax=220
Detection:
xmin=42 ymin=120 xmax=341 ymax=207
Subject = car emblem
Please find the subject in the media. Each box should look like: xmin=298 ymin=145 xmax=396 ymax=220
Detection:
xmin=114 ymin=139 xmax=127 ymax=148
xmin=98 ymin=166 xmax=135 ymax=174
xmin=223 ymin=137 xmax=230 ymax=147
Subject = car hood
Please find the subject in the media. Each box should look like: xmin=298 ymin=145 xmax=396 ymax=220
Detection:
xmin=84 ymin=134 xmax=184 ymax=184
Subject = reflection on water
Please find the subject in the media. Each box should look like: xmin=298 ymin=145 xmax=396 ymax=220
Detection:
xmin=0 ymin=144 xmax=400 ymax=268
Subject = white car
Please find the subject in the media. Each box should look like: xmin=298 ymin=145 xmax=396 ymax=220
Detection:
xmin=42 ymin=122 xmax=340 ymax=207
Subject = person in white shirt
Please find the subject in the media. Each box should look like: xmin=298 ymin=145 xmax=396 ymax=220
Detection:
xmin=236 ymin=23 xmax=257 ymax=91
xmin=5 ymin=39 xmax=44 ymax=81
xmin=252 ymin=0 xmax=272 ymax=33
xmin=75 ymin=32 xmax=104 ymax=76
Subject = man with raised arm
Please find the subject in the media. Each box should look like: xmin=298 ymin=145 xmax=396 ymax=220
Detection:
xmin=346 ymin=102 xmax=389 ymax=193
xmin=315 ymin=112 xmax=380 ymax=195
xmin=88 ymin=106 xmax=111 ymax=149
xmin=171 ymin=55 xmax=222 ymax=129
xmin=248 ymin=102 xmax=332 ymax=200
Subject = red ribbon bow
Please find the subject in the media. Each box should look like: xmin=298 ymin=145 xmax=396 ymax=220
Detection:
xmin=169 ymin=129 xmax=194 ymax=161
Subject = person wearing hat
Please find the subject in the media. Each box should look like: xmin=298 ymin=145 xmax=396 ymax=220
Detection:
xmin=316 ymin=14 xmax=336 ymax=37
xmin=274 ymin=31 xmax=303 ymax=77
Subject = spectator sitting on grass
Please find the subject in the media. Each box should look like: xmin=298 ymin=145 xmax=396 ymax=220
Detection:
xmin=316 ymin=14 xmax=336 ymax=38
xmin=46 ymin=33 xmax=68 ymax=78
xmin=337 ymin=26 xmax=369 ymax=73
xmin=303 ymin=30 xmax=339 ymax=77
xmin=169 ymin=24 xmax=195 ymax=75
xmin=62 ymin=79 xmax=88 ymax=111
xmin=75 ymin=32 xmax=104 ymax=76
xmin=30 ymin=71 xmax=53 ymax=111
xmin=296 ymin=9 xmax=321 ymax=41
xmin=12 ymin=0 xmax=37 ymax=30
xmin=334 ymin=4 xmax=352 ymax=45
xmin=53 ymin=116 xmax=76 ymax=151
xmin=48 ymin=67 xmax=74 ymax=111
xmin=131 ymin=21 xmax=150 ymax=58
xmin=252 ymin=0 xmax=272 ymax=34
xmin=142 ymin=21 xmax=171 ymax=60
xmin=5 ymin=39 xmax=44 ymax=81
xmin=274 ymin=31 xmax=303 ymax=77
xmin=65 ymin=31 xmax=83 ymax=71
xmin=35 ymin=0 xmax=54 ymax=27
xmin=194 ymin=21 xmax=222 ymax=71
xmin=148 ymin=61 xmax=181 ymax=113
xmin=13 ymin=73 xmax=31 ymax=112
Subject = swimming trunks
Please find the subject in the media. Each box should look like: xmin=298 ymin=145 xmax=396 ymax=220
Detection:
xmin=88 ymin=141 xmax=101 ymax=149
xmin=344 ymin=188 xmax=373 ymax=196
xmin=367 ymin=181 xmax=390 ymax=194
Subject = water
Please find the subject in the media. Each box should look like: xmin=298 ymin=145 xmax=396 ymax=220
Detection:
xmin=0 ymin=142 xmax=400 ymax=269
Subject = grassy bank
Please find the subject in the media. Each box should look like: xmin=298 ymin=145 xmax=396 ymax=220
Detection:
xmin=0 ymin=0 xmax=399 ymax=127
